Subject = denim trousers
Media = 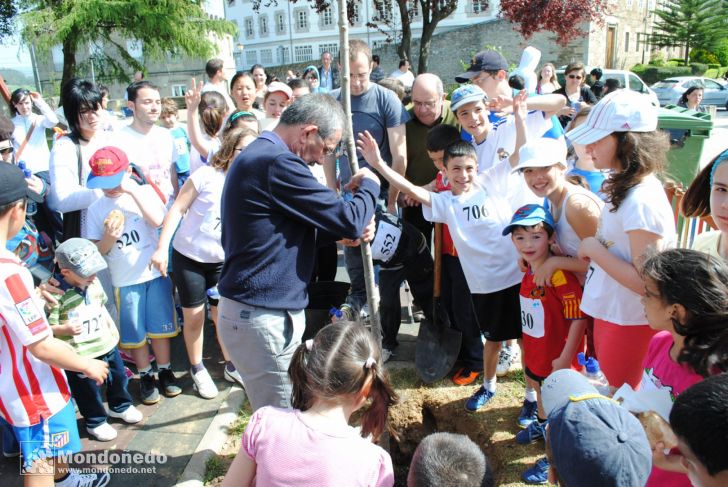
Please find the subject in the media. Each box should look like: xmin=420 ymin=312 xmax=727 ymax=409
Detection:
xmin=217 ymin=297 xmax=304 ymax=411
xmin=66 ymin=347 xmax=133 ymax=428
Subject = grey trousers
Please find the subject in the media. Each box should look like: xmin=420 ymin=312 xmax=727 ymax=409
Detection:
xmin=217 ymin=297 xmax=304 ymax=411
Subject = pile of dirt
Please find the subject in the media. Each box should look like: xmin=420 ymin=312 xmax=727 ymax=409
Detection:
xmin=386 ymin=371 xmax=544 ymax=486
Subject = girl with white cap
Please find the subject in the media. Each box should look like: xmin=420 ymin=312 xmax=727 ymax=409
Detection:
xmin=568 ymin=89 xmax=676 ymax=389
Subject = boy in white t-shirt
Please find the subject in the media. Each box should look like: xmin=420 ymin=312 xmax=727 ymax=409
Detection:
xmin=83 ymin=146 xmax=180 ymax=406
xmin=357 ymin=91 xmax=538 ymax=412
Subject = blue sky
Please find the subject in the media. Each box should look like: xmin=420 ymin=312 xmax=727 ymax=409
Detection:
xmin=1 ymin=37 xmax=33 ymax=77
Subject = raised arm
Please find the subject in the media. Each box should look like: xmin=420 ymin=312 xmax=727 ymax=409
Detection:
xmin=185 ymin=78 xmax=216 ymax=157
xmin=386 ymin=124 xmax=407 ymax=212
xmin=507 ymin=90 xmax=529 ymax=169
xmin=357 ymin=130 xmax=432 ymax=207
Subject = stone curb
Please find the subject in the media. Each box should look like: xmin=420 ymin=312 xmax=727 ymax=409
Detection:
xmin=175 ymin=386 xmax=247 ymax=487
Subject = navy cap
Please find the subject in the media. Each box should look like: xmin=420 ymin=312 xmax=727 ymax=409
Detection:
xmin=0 ymin=163 xmax=43 ymax=206
xmin=455 ymin=51 xmax=509 ymax=83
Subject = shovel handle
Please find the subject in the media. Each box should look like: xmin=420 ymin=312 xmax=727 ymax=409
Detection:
xmin=433 ymin=223 xmax=442 ymax=299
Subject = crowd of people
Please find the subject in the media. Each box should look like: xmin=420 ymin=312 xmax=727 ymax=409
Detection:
xmin=0 ymin=39 xmax=726 ymax=487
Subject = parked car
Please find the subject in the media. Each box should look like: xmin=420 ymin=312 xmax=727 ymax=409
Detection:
xmin=556 ymin=68 xmax=659 ymax=106
xmin=650 ymin=76 xmax=728 ymax=108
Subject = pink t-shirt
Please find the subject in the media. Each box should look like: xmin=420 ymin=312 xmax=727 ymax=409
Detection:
xmin=243 ymin=406 xmax=394 ymax=487
xmin=642 ymin=331 xmax=703 ymax=487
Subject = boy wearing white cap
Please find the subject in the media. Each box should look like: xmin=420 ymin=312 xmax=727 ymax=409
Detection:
xmin=568 ymin=90 xmax=675 ymax=390
xmin=49 ymin=238 xmax=143 ymax=442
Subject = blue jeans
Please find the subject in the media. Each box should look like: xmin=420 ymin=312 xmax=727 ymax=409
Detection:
xmin=217 ymin=297 xmax=304 ymax=411
xmin=66 ymin=347 xmax=133 ymax=428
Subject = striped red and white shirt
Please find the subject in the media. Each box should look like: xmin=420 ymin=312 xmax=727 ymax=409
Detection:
xmin=0 ymin=249 xmax=71 ymax=426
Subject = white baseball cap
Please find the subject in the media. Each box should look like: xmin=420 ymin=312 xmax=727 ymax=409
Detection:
xmin=511 ymin=137 xmax=568 ymax=173
xmin=565 ymin=89 xmax=658 ymax=145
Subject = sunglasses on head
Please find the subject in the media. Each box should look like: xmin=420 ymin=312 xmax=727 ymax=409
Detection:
xmin=568 ymin=74 xmax=583 ymax=80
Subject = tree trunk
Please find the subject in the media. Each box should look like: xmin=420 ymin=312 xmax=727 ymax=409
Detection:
xmin=61 ymin=29 xmax=79 ymax=96
xmin=395 ymin=0 xmax=411 ymax=63
xmin=418 ymin=20 xmax=437 ymax=73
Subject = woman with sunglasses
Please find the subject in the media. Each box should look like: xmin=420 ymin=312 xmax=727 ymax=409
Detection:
xmin=554 ymin=62 xmax=597 ymax=128
xmin=10 ymin=88 xmax=59 ymax=175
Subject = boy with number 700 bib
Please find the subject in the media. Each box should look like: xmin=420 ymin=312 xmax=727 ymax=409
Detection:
xmin=502 ymin=204 xmax=586 ymax=484
xmin=356 ymin=90 xmax=537 ymax=414
xmin=84 ymin=147 xmax=180 ymax=406
xmin=48 ymin=238 xmax=143 ymax=442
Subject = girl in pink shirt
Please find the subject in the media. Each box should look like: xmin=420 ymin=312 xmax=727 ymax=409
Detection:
xmin=222 ymin=322 xmax=398 ymax=487
xmin=640 ymin=249 xmax=728 ymax=486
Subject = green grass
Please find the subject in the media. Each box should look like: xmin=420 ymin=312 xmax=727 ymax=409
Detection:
xmin=203 ymin=455 xmax=228 ymax=484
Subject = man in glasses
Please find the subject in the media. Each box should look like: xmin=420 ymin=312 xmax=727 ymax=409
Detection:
xmin=217 ymin=93 xmax=379 ymax=411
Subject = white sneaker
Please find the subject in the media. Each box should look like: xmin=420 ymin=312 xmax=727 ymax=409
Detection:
xmin=382 ymin=348 xmax=394 ymax=363
xmin=108 ymin=405 xmax=143 ymax=424
xmin=496 ymin=345 xmax=514 ymax=377
xmin=55 ymin=469 xmax=111 ymax=487
xmin=86 ymin=422 xmax=117 ymax=442
xmin=191 ymin=367 xmax=218 ymax=399
xmin=224 ymin=367 xmax=245 ymax=389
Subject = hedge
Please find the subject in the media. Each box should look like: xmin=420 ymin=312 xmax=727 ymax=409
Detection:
xmin=632 ymin=65 xmax=692 ymax=84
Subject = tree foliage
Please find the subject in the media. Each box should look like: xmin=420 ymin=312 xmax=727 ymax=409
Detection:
xmin=499 ymin=0 xmax=610 ymax=46
xmin=18 ymin=0 xmax=235 ymax=91
xmin=0 ymin=0 xmax=17 ymax=38
xmin=648 ymin=0 xmax=728 ymax=65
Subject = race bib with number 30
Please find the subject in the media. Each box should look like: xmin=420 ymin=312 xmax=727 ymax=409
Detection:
xmin=519 ymin=295 xmax=545 ymax=338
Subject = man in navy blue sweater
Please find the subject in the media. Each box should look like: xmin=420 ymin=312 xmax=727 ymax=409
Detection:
xmin=217 ymin=93 xmax=380 ymax=411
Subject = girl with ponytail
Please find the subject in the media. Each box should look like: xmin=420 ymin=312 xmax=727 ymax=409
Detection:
xmin=222 ymin=322 xmax=398 ymax=487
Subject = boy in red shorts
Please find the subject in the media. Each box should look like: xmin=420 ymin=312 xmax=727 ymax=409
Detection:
xmin=502 ymin=204 xmax=586 ymax=484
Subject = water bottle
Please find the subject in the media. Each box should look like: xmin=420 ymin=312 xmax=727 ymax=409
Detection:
xmin=577 ymin=352 xmax=611 ymax=395
xmin=206 ymin=286 xmax=220 ymax=300
xmin=18 ymin=161 xmax=37 ymax=216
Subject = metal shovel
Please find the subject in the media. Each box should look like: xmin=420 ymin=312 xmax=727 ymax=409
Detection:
xmin=415 ymin=223 xmax=462 ymax=383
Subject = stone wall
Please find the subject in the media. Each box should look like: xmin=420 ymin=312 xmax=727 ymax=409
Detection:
xmin=268 ymin=19 xmax=589 ymax=88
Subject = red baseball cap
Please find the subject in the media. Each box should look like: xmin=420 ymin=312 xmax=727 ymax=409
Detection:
xmin=87 ymin=146 xmax=130 ymax=189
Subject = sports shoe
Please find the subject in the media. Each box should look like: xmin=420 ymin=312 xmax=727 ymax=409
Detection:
xmin=382 ymin=348 xmax=394 ymax=363
xmin=108 ymin=405 xmax=143 ymax=424
xmin=158 ymin=368 xmax=182 ymax=398
xmin=86 ymin=422 xmax=117 ymax=442
xmin=224 ymin=367 xmax=245 ymax=389
xmin=465 ymin=385 xmax=496 ymax=412
xmin=335 ymin=304 xmax=357 ymax=322
xmin=516 ymin=418 xmax=547 ymax=444
xmin=496 ymin=345 xmax=514 ymax=377
xmin=522 ymin=457 xmax=550 ymax=485
xmin=452 ymin=367 xmax=480 ymax=386
xmin=140 ymin=374 xmax=160 ymax=405
xmin=55 ymin=469 xmax=111 ymax=487
xmin=517 ymin=399 xmax=539 ymax=428
xmin=191 ymin=367 xmax=218 ymax=399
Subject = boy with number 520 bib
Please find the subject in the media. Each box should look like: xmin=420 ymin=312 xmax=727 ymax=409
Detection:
xmin=502 ymin=204 xmax=586 ymax=484
xmin=49 ymin=238 xmax=143 ymax=442
xmin=84 ymin=147 xmax=180 ymax=406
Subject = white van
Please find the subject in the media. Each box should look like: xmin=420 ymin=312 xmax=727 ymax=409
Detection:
xmin=556 ymin=68 xmax=659 ymax=106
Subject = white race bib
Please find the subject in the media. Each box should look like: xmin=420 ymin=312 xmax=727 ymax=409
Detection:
xmin=519 ymin=295 xmax=545 ymax=338
xmin=371 ymin=220 xmax=402 ymax=263
xmin=114 ymin=214 xmax=150 ymax=256
xmin=456 ymin=191 xmax=490 ymax=228
xmin=71 ymin=304 xmax=106 ymax=344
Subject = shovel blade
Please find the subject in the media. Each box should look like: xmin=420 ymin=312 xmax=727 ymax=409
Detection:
xmin=415 ymin=317 xmax=462 ymax=383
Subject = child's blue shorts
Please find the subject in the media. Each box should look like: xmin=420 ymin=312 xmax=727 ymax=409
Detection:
xmin=115 ymin=276 xmax=178 ymax=348
xmin=1 ymin=400 xmax=81 ymax=470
